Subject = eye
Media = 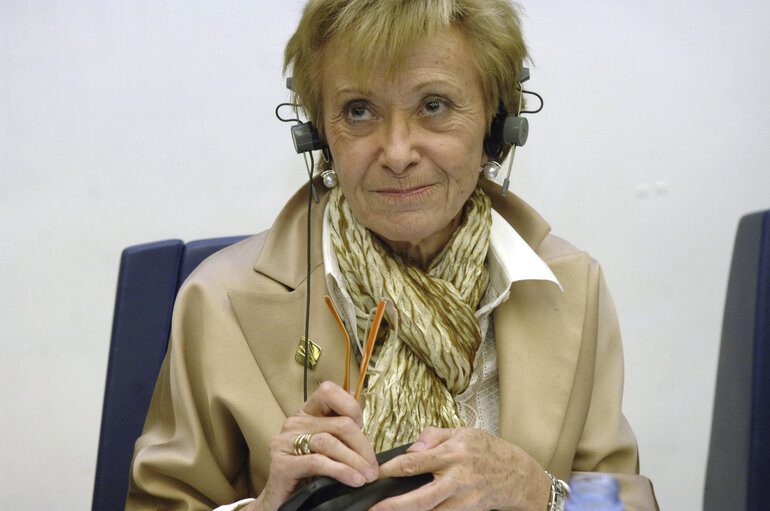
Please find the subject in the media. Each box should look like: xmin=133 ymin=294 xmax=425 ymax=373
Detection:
xmin=422 ymin=97 xmax=450 ymax=116
xmin=345 ymin=101 xmax=373 ymax=122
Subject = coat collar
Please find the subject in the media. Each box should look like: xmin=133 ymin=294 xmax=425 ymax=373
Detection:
xmin=481 ymin=179 xmax=551 ymax=252
xmin=252 ymin=179 xmax=330 ymax=290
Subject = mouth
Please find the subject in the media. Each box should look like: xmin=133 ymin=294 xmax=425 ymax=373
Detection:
xmin=375 ymin=184 xmax=434 ymax=198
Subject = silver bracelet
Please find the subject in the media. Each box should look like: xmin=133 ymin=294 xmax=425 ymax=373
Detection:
xmin=545 ymin=471 xmax=570 ymax=511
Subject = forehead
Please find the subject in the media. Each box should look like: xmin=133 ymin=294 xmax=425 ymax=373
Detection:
xmin=319 ymin=25 xmax=481 ymax=100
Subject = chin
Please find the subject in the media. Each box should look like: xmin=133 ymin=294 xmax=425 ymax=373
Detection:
xmin=371 ymin=218 xmax=445 ymax=247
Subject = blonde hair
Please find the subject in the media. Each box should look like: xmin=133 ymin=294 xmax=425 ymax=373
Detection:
xmin=284 ymin=0 xmax=528 ymax=143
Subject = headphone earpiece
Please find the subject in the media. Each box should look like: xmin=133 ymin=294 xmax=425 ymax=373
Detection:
xmin=290 ymin=122 xmax=326 ymax=154
xmin=284 ymin=77 xmax=331 ymax=159
xmin=483 ymin=107 xmax=529 ymax=159
xmin=502 ymin=115 xmax=529 ymax=147
xmin=483 ymin=67 xmax=533 ymax=159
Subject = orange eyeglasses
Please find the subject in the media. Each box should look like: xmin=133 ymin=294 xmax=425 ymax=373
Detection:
xmin=324 ymin=296 xmax=387 ymax=400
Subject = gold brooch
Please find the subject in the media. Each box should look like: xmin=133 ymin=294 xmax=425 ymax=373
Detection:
xmin=295 ymin=337 xmax=322 ymax=369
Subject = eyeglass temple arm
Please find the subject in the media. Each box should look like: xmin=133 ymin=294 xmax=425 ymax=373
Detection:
xmin=324 ymin=297 xmax=387 ymax=400
xmin=355 ymin=300 xmax=386 ymax=400
xmin=324 ymin=295 xmax=351 ymax=392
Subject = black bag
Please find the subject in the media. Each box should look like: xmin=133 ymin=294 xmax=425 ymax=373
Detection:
xmin=278 ymin=444 xmax=433 ymax=511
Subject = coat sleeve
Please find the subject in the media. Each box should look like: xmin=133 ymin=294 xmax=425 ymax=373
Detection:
xmin=126 ymin=278 xmax=253 ymax=510
xmin=571 ymin=261 xmax=659 ymax=510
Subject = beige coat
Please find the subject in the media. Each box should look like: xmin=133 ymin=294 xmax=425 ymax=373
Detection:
xmin=127 ymin=180 xmax=658 ymax=510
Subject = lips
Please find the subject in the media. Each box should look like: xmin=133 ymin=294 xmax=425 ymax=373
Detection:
xmin=376 ymin=184 xmax=434 ymax=197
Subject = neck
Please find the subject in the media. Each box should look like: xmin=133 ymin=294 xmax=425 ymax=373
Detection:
xmin=378 ymin=213 xmax=462 ymax=269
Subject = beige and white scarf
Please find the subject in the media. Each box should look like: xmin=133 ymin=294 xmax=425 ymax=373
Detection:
xmin=328 ymin=185 xmax=492 ymax=451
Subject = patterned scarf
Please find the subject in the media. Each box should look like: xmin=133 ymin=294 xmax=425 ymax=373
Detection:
xmin=328 ymin=185 xmax=492 ymax=451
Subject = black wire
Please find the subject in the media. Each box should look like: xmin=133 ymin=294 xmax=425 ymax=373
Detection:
xmin=302 ymin=150 xmax=315 ymax=402
xmin=275 ymin=102 xmax=302 ymax=124
xmin=276 ymin=96 xmax=317 ymax=400
xmin=520 ymin=89 xmax=544 ymax=114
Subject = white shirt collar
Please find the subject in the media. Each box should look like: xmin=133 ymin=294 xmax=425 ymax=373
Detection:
xmin=323 ymin=205 xmax=362 ymax=347
xmin=322 ymin=203 xmax=562 ymax=342
xmin=477 ymin=208 xmax=562 ymax=318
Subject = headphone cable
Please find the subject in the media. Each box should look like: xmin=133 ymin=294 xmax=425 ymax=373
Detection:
xmin=302 ymin=151 xmax=316 ymax=402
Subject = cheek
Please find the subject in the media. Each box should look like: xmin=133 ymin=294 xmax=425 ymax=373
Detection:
xmin=327 ymin=125 xmax=361 ymax=166
xmin=329 ymin=134 xmax=382 ymax=192
xmin=331 ymin=145 xmax=365 ymax=191
xmin=437 ymin=142 xmax=483 ymax=188
xmin=463 ymin=169 xmax=481 ymax=194
xmin=452 ymin=169 xmax=480 ymax=211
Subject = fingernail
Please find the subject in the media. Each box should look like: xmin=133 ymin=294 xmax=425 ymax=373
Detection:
xmin=409 ymin=441 xmax=426 ymax=451
xmin=366 ymin=466 xmax=379 ymax=481
xmin=353 ymin=473 xmax=366 ymax=486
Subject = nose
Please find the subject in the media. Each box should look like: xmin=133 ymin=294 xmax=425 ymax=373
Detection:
xmin=378 ymin=115 xmax=420 ymax=174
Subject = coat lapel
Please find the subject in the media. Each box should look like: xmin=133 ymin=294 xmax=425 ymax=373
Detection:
xmin=482 ymin=180 xmax=588 ymax=467
xmin=495 ymin=252 xmax=588 ymax=468
xmin=228 ymin=268 xmax=358 ymax=417
xmin=227 ymin=180 xmax=358 ymax=416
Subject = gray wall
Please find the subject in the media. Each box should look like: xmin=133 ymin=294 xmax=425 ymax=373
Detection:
xmin=2 ymin=0 xmax=769 ymax=508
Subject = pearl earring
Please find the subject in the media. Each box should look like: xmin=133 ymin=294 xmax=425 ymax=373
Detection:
xmin=321 ymin=168 xmax=338 ymax=188
xmin=480 ymin=161 xmax=501 ymax=180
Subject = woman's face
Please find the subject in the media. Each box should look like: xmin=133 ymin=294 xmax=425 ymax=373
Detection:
xmin=321 ymin=26 xmax=488 ymax=263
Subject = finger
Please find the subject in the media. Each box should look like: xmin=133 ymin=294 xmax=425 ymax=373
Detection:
xmin=282 ymin=414 xmax=368 ymax=451
xmin=319 ymin=415 xmax=378 ymax=468
xmin=273 ymin=450 xmax=370 ymax=489
xmin=380 ymin=430 xmax=453 ymax=478
xmin=379 ymin=448 xmax=441 ymax=479
xmin=301 ymin=381 xmax=364 ymax=427
xmin=306 ymin=431 xmax=379 ymax=481
xmin=279 ymin=416 xmax=378 ymax=475
xmin=408 ymin=426 xmax=450 ymax=452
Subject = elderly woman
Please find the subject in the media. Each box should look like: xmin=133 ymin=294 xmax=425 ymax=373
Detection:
xmin=127 ymin=0 xmax=658 ymax=510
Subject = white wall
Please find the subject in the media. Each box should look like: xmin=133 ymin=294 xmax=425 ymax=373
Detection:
xmin=1 ymin=0 xmax=768 ymax=508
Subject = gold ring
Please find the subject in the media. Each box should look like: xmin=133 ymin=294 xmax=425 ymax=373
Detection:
xmin=300 ymin=433 xmax=312 ymax=455
xmin=293 ymin=433 xmax=313 ymax=456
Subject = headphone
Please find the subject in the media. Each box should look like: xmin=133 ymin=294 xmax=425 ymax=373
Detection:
xmin=279 ymin=68 xmax=542 ymax=195
xmin=481 ymin=67 xmax=545 ymax=195
xmin=290 ymin=119 xmax=329 ymax=158
xmin=483 ymin=67 xmax=532 ymax=160
xmin=281 ymin=78 xmax=332 ymax=162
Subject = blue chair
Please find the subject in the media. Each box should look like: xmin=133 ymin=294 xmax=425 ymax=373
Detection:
xmin=92 ymin=235 xmax=248 ymax=511
xmin=704 ymin=210 xmax=770 ymax=511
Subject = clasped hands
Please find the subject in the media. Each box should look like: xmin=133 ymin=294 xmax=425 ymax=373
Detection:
xmin=247 ymin=381 xmax=550 ymax=511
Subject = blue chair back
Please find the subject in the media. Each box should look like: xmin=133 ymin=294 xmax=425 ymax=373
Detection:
xmin=705 ymin=210 xmax=770 ymax=510
xmin=92 ymin=235 xmax=248 ymax=511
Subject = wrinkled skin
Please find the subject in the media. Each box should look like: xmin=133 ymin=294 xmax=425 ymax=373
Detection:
xmin=373 ymin=427 xmax=550 ymax=511
xmin=321 ymin=25 xmax=487 ymax=266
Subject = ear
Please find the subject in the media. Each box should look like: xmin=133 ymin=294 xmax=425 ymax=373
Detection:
xmin=480 ymin=148 xmax=490 ymax=166
xmin=483 ymin=106 xmax=508 ymax=159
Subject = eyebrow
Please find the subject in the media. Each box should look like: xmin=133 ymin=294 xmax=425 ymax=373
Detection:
xmin=331 ymin=78 xmax=458 ymax=100
xmin=412 ymin=75 xmax=466 ymax=93
xmin=330 ymin=84 xmax=371 ymax=98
